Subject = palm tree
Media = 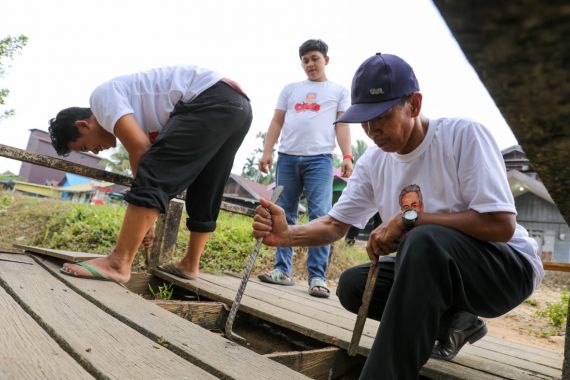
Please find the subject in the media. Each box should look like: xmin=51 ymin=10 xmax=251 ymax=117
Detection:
xmin=352 ymin=139 xmax=369 ymax=162
xmin=100 ymin=144 xmax=131 ymax=176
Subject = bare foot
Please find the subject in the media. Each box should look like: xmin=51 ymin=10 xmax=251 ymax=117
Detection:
xmin=61 ymin=257 xmax=131 ymax=283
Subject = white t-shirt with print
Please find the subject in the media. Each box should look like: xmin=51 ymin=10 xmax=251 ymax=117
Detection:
xmin=329 ymin=117 xmax=543 ymax=290
xmin=90 ymin=65 xmax=222 ymax=137
xmin=276 ymin=80 xmax=350 ymax=155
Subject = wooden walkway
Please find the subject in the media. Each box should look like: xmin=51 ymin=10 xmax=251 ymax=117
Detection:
xmin=153 ymin=269 xmax=564 ymax=379
xmin=0 ymin=250 xmax=308 ymax=380
xmin=4 ymin=245 xmax=564 ymax=379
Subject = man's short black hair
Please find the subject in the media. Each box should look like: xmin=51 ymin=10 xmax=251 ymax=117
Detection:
xmin=48 ymin=107 xmax=92 ymax=156
xmin=299 ymin=39 xmax=328 ymax=58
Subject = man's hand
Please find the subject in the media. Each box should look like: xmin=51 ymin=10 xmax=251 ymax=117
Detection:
xmin=252 ymin=198 xmax=289 ymax=246
xmin=258 ymin=152 xmax=273 ymax=173
xmin=341 ymin=158 xmax=353 ymax=178
xmin=366 ymin=212 xmax=406 ymax=262
xmin=142 ymin=225 xmax=155 ymax=248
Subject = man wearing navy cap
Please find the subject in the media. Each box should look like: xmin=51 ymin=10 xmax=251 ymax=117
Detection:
xmin=252 ymin=53 xmax=543 ymax=378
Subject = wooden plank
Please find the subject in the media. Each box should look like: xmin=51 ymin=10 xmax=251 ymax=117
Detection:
xmin=459 ymin=345 xmax=561 ymax=378
xmin=265 ymin=347 xmax=353 ymax=380
xmin=14 ymin=244 xmax=104 ymax=262
xmin=543 ymin=261 xmax=570 ymax=272
xmin=419 ymin=358 xmax=504 ymax=380
xmin=0 ymin=286 xmax=94 ymax=379
xmin=204 ymin=272 xmax=380 ymax=339
xmin=151 ymin=300 xmax=227 ymax=330
xmin=33 ymin=255 xmax=309 ymax=380
xmin=0 ymin=253 xmax=216 ymax=380
xmin=473 ymin=336 xmax=562 ymax=369
xmin=157 ymin=271 xmax=563 ymax=379
xmin=148 ymin=199 xmax=184 ymax=270
xmin=153 ymin=269 xmax=382 ymax=355
xmin=0 ymin=144 xmax=132 ymax=187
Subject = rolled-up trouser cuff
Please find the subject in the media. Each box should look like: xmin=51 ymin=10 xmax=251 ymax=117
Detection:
xmin=186 ymin=218 xmax=216 ymax=233
xmin=124 ymin=186 xmax=170 ymax=213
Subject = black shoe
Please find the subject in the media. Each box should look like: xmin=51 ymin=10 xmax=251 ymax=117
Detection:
xmin=431 ymin=314 xmax=487 ymax=361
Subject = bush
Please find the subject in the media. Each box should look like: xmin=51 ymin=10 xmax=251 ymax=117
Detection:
xmin=536 ymin=290 xmax=569 ymax=331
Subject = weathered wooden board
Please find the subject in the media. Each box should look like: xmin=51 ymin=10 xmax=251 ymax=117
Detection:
xmin=153 ymin=269 xmax=377 ymax=354
xmin=33 ymin=255 xmax=309 ymax=380
xmin=206 ymin=272 xmax=380 ymax=339
xmin=14 ymin=244 xmax=104 ymax=262
xmin=0 ymin=253 xmax=216 ymax=380
xmin=265 ymin=347 xmax=353 ymax=380
xmin=472 ymin=336 xmax=562 ymax=369
xmin=156 ymin=271 xmax=562 ymax=379
xmin=0 ymin=285 xmax=94 ymax=379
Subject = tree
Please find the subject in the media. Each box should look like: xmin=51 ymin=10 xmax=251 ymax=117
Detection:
xmin=241 ymin=132 xmax=276 ymax=184
xmin=0 ymin=35 xmax=28 ymax=122
xmin=352 ymin=139 xmax=368 ymax=162
xmin=100 ymin=144 xmax=132 ymax=176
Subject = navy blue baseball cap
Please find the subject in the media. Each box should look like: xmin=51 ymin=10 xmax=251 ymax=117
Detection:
xmin=336 ymin=53 xmax=419 ymax=123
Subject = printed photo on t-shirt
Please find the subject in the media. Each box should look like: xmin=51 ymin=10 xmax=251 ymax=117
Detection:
xmin=399 ymin=184 xmax=424 ymax=212
xmin=294 ymin=92 xmax=321 ymax=112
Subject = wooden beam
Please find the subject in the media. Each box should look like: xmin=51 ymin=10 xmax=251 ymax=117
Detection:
xmin=147 ymin=199 xmax=184 ymax=270
xmin=150 ymin=300 xmax=228 ymax=330
xmin=265 ymin=346 xmax=354 ymax=380
xmin=543 ymin=261 xmax=570 ymax=272
xmin=0 ymin=144 xmax=132 ymax=187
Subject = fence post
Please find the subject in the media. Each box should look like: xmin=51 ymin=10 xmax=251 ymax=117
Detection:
xmin=147 ymin=199 xmax=184 ymax=270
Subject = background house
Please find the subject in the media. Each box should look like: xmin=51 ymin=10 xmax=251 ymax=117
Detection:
xmin=19 ymin=129 xmax=105 ymax=185
xmin=503 ymin=146 xmax=570 ymax=263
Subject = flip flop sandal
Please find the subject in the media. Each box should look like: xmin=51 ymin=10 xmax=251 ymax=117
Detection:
xmin=309 ymin=278 xmax=330 ymax=298
xmin=258 ymin=269 xmax=295 ymax=286
xmin=157 ymin=260 xmax=196 ymax=280
xmin=60 ymin=262 xmax=127 ymax=289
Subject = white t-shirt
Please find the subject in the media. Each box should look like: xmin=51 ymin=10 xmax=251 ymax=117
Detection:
xmin=276 ymin=80 xmax=350 ymax=155
xmin=90 ymin=65 xmax=223 ymax=138
xmin=329 ymin=117 xmax=544 ymax=290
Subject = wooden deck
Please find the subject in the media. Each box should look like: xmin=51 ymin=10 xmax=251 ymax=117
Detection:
xmin=0 ymin=250 xmax=308 ymax=380
xmin=153 ymin=268 xmax=564 ymax=379
xmin=5 ymin=245 xmax=564 ymax=379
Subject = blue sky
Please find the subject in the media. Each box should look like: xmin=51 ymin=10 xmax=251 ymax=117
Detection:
xmin=0 ymin=0 xmax=517 ymax=175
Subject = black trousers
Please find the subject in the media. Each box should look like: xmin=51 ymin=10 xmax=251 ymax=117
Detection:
xmin=336 ymin=224 xmax=534 ymax=379
xmin=124 ymin=81 xmax=252 ymax=232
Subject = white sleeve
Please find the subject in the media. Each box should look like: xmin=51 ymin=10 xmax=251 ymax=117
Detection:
xmin=338 ymin=86 xmax=350 ymax=113
xmin=275 ymin=84 xmax=290 ymax=111
xmin=329 ymin=155 xmax=378 ymax=228
xmin=454 ymin=121 xmax=517 ymax=214
xmin=89 ymin=81 xmax=134 ymax=135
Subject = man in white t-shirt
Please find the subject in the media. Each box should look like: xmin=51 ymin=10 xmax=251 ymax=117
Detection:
xmin=48 ymin=65 xmax=252 ymax=283
xmin=252 ymin=53 xmax=543 ymax=378
xmin=257 ymin=39 xmax=353 ymax=298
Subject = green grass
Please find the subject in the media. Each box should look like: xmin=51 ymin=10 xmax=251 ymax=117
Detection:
xmin=0 ymin=192 xmax=368 ymax=279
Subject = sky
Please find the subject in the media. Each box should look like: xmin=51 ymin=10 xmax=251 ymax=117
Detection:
xmin=0 ymin=0 xmax=518 ymax=176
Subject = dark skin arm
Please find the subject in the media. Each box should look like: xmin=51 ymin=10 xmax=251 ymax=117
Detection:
xmin=252 ymin=198 xmax=351 ymax=247
xmin=368 ymin=210 xmax=516 ymax=263
xmin=253 ymin=197 xmax=516 ymax=265
xmin=113 ymin=114 xmax=152 ymax=177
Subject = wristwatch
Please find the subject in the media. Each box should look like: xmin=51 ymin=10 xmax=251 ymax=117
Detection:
xmin=401 ymin=209 xmax=418 ymax=231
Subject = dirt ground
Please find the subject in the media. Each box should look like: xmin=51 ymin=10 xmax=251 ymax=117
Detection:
xmin=484 ymin=271 xmax=568 ymax=353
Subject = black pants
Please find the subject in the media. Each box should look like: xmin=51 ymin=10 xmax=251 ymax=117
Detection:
xmin=124 ymin=81 xmax=253 ymax=232
xmin=336 ymin=224 xmax=534 ymax=379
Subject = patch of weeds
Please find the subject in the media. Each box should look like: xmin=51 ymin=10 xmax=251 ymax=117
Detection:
xmin=149 ymin=282 xmax=174 ymax=300
xmin=536 ymin=290 xmax=569 ymax=333
xmin=524 ymin=298 xmax=538 ymax=307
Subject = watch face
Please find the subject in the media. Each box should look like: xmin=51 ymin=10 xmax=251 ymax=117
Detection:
xmin=404 ymin=209 xmax=418 ymax=221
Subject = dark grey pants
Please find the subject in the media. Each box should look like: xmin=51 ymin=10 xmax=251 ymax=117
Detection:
xmin=125 ymin=81 xmax=252 ymax=232
xmin=336 ymin=224 xmax=534 ymax=379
